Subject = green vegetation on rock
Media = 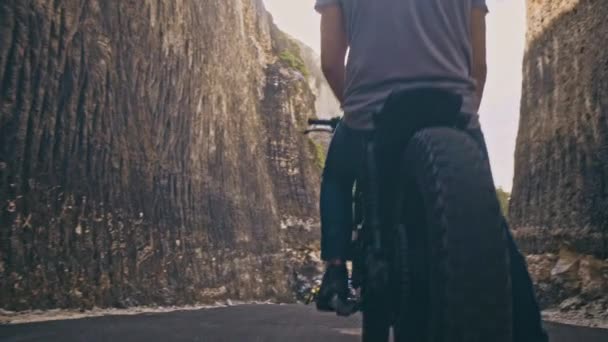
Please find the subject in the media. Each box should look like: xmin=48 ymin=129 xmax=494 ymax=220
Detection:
xmin=308 ymin=139 xmax=326 ymax=170
xmin=496 ymin=187 xmax=510 ymax=217
xmin=279 ymin=50 xmax=309 ymax=77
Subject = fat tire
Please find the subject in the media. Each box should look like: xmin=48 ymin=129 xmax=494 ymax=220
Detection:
xmin=394 ymin=127 xmax=512 ymax=342
xmin=362 ymin=303 xmax=390 ymax=342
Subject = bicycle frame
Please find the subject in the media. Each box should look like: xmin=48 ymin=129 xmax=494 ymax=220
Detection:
xmin=305 ymin=89 xmax=464 ymax=318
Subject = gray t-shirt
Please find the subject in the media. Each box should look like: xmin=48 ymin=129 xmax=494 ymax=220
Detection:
xmin=315 ymin=0 xmax=488 ymax=129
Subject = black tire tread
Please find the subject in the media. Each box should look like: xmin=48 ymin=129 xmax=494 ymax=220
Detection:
xmin=399 ymin=127 xmax=512 ymax=342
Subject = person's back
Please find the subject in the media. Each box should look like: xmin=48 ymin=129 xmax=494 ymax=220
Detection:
xmin=316 ymin=0 xmax=488 ymax=129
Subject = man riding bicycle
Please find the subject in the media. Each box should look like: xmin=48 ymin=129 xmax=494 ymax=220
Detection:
xmin=314 ymin=0 xmax=548 ymax=341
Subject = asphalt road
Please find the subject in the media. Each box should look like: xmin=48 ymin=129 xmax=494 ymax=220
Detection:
xmin=0 ymin=304 xmax=606 ymax=342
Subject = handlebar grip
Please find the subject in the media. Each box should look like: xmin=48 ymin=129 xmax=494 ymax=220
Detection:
xmin=308 ymin=119 xmax=334 ymax=126
xmin=307 ymin=117 xmax=341 ymax=130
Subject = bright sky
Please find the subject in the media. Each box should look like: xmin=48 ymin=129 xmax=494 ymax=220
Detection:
xmin=263 ymin=0 xmax=526 ymax=191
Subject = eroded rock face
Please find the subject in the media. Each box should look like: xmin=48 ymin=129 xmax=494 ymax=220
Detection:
xmin=0 ymin=0 xmax=320 ymax=310
xmin=279 ymin=218 xmax=323 ymax=302
xmin=511 ymin=0 xmax=608 ymax=258
xmin=527 ymin=247 xmax=608 ymax=312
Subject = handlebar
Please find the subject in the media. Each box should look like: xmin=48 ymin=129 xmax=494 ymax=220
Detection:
xmin=303 ymin=117 xmax=341 ymax=135
xmin=307 ymin=117 xmax=340 ymax=128
xmin=308 ymin=119 xmax=333 ymax=126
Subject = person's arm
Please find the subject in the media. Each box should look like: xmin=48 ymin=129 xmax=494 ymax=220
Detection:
xmin=318 ymin=4 xmax=348 ymax=105
xmin=471 ymin=6 xmax=488 ymax=112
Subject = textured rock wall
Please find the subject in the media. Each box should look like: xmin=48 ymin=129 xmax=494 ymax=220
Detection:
xmin=294 ymin=40 xmax=341 ymax=119
xmin=0 ymin=0 xmax=320 ymax=310
xmin=511 ymin=0 xmax=608 ymax=258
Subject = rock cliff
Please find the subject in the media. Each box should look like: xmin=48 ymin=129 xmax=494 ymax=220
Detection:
xmin=294 ymin=40 xmax=341 ymax=120
xmin=512 ymin=0 xmax=608 ymax=312
xmin=0 ymin=0 xmax=320 ymax=310
xmin=512 ymin=0 xmax=608 ymax=258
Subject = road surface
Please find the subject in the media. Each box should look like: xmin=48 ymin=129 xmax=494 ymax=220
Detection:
xmin=0 ymin=304 xmax=606 ymax=341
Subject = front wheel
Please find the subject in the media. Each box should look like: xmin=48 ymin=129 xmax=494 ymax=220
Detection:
xmin=394 ymin=127 xmax=512 ymax=342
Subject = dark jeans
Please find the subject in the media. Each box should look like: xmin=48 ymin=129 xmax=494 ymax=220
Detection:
xmin=320 ymin=120 xmax=548 ymax=341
